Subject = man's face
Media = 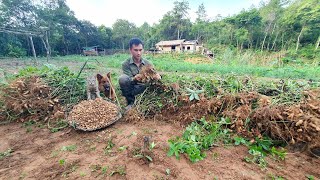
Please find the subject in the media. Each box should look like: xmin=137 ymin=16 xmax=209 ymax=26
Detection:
xmin=130 ymin=44 xmax=143 ymax=61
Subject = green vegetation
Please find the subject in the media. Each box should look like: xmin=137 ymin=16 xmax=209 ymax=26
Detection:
xmin=167 ymin=117 xmax=287 ymax=166
xmin=235 ymin=136 xmax=286 ymax=169
xmin=0 ymin=0 xmax=319 ymax=63
xmin=168 ymin=117 xmax=232 ymax=163
xmin=109 ymin=165 xmax=126 ymax=176
xmin=61 ymin=145 xmax=77 ymax=152
xmin=0 ymin=148 xmax=13 ymax=159
xmin=32 ymin=54 xmax=320 ymax=81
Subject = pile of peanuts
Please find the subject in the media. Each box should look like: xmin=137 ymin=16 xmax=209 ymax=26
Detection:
xmin=68 ymin=98 xmax=119 ymax=130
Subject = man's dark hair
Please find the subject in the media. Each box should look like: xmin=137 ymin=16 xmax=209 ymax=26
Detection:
xmin=129 ymin=38 xmax=144 ymax=49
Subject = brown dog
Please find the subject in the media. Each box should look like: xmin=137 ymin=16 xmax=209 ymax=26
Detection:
xmin=97 ymin=73 xmax=116 ymax=101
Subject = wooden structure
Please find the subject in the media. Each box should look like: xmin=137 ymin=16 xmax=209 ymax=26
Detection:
xmin=82 ymin=46 xmax=105 ymax=56
xmin=155 ymin=39 xmax=202 ymax=53
xmin=0 ymin=27 xmax=51 ymax=63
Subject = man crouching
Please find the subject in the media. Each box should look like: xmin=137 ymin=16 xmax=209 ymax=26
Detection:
xmin=119 ymin=38 xmax=155 ymax=110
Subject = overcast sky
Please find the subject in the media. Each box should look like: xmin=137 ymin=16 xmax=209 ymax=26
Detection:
xmin=65 ymin=0 xmax=266 ymax=27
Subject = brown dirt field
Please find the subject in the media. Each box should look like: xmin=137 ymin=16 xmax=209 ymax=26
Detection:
xmin=1 ymin=119 xmax=319 ymax=180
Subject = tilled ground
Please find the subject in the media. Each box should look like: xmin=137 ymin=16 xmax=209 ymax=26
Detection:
xmin=0 ymin=120 xmax=319 ymax=180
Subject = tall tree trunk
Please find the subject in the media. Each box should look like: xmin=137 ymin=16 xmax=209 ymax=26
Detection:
xmin=45 ymin=31 xmax=51 ymax=58
xmin=271 ymin=30 xmax=279 ymax=51
xmin=41 ymin=37 xmax=49 ymax=62
xmin=296 ymin=26 xmax=305 ymax=52
xmin=29 ymin=36 xmax=37 ymax=65
xmin=267 ymin=23 xmax=277 ymax=51
xmin=281 ymin=33 xmax=285 ymax=50
xmin=177 ymin=29 xmax=180 ymax=40
xmin=315 ymin=35 xmax=320 ymax=51
xmin=261 ymin=22 xmax=272 ymax=51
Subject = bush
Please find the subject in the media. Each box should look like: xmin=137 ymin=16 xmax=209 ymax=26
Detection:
xmin=7 ymin=44 xmax=26 ymax=58
xmin=298 ymin=45 xmax=316 ymax=59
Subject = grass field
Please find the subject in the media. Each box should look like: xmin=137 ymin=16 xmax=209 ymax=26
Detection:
xmin=45 ymin=53 xmax=320 ymax=80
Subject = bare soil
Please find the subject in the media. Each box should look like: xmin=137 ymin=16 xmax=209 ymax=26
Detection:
xmin=0 ymin=119 xmax=319 ymax=180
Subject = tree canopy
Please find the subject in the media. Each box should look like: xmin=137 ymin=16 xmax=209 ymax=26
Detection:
xmin=0 ymin=0 xmax=319 ymax=57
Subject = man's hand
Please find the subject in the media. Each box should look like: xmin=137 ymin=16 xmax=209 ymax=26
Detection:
xmin=133 ymin=74 xmax=143 ymax=82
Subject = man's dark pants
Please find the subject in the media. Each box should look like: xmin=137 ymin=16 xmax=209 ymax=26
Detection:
xmin=119 ymin=74 xmax=146 ymax=105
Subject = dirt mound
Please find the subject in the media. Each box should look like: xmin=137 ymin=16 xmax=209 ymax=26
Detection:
xmin=0 ymin=76 xmax=63 ymax=122
xmin=67 ymin=98 xmax=120 ymax=131
xmin=135 ymin=86 xmax=320 ymax=151
xmin=250 ymin=89 xmax=320 ymax=146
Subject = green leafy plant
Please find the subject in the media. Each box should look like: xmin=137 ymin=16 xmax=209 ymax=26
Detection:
xmin=61 ymin=145 xmax=77 ymax=152
xmin=109 ymin=165 xmax=126 ymax=176
xmin=104 ymin=139 xmax=115 ymax=155
xmin=236 ymin=137 xmax=287 ymax=169
xmin=166 ymin=168 xmax=170 ymax=176
xmin=49 ymin=120 xmax=69 ymax=133
xmin=168 ymin=117 xmax=231 ymax=163
xmin=149 ymin=142 xmax=156 ymax=151
xmin=0 ymin=148 xmax=13 ymax=159
xmin=101 ymin=166 xmax=108 ymax=176
xmin=186 ymin=87 xmax=204 ymax=101
xmin=118 ymin=146 xmax=127 ymax=152
xmin=306 ymin=175 xmax=315 ymax=180
xmin=59 ymin=159 xmax=66 ymax=165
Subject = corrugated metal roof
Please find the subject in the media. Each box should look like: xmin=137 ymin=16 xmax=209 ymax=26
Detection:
xmin=155 ymin=39 xmax=185 ymax=46
xmin=184 ymin=40 xmax=198 ymax=45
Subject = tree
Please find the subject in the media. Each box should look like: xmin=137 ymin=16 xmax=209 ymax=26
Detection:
xmin=112 ymin=19 xmax=137 ymax=50
xmin=281 ymin=0 xmax=320 ymax=51
xmin=192 ymin=3 xmax=208 ymax=41
xmin=259 ymin=0 xmax=285 ymax=51
xmin=195 ymin=3 xmax=207 ymax=23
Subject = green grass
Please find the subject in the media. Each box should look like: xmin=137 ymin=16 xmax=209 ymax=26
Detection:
xmin=5 ymin=52 xmax=319 ymax=80
xmin=35 ymin=53 xmax=320 ymax=81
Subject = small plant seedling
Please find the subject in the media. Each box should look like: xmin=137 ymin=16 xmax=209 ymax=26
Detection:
xmin=234 ymin=136 xmax=248 ymax=146
xmin=23 ymin=120 xmax=36 ymax=127
xmin=26 ymin=127 xmax=33 ymax=133
xmin=118 ymin=146 xmax=127 ymax=152
xmin=50 ymin=120 xmax=68 ymax=133
xmin=127 ymin=131 xmax=137 ymax=138
xmin=109 ymin=166 xmax=126 ymax=176
xmin=306 ymin=175 xmax=315 ymax=180
xmin=116 ymin=129 xmax=124 ymax=134
xmin=79 ymin=172 xmax=86 ymax=177
xmin=61 ymin=145 xmax=77 ymax=152
xmin=50 ymin=150 xmax=59 ymax=158
xmin=90 ymin=145 xmax=96 ymax=151
xmin=149 ymin=142 xmax=156 ymax=150
xmin=0 ymin=148 xmax=13 ymax=159
xmin=212 ymin=152 xmax=219 ymax=160
xmin=19 ymin=172 xmax=27 ymax=180
xmin=90 ymin=164 xmax=102 ymax=172
xmin=186 ymin=87 xmax=204 ymax=101
xmin=267 ymin=173 xmax=285 ymax=180
xmin=59 ymin=159 xmax=66 ymax=166
xmin=101 ymin=166 xmax=108 ymax=176
xmin=166 ymin=168 xmax=170 ymax=176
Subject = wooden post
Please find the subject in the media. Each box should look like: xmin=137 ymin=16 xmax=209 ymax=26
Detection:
xmin=29 ymin=36 xmax=37 ymax=65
